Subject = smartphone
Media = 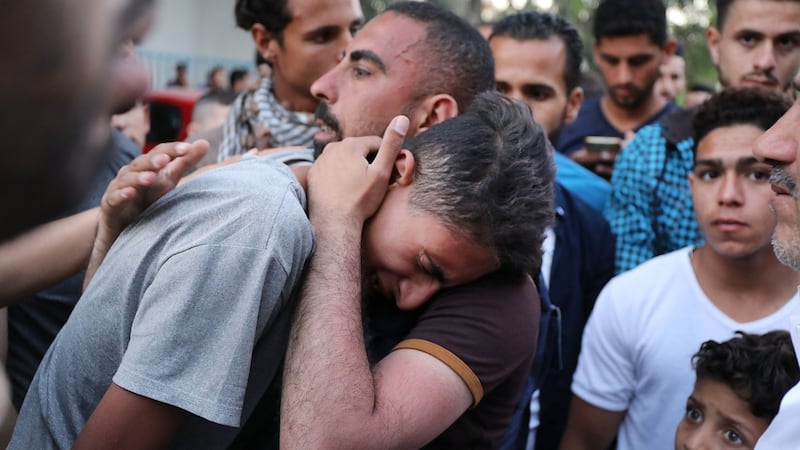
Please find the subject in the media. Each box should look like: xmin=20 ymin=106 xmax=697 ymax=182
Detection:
xmin=585 ymin=136 xmax=622 ymax=153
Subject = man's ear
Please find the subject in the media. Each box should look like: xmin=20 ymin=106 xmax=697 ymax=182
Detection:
xmin=392 ymin=149 xmax=416 ymax=186
xmin=565 ymin=86 xmax=584 ymax=125
xmin=411 ymin=94 xmax=459 ymax=135
xmin=706 ymin=27 xmax=721 ymax=66
xmin=251 ymin=24 xmax=280 ymax=65
xmin=663 ymin=38 xmax=677 ymax=59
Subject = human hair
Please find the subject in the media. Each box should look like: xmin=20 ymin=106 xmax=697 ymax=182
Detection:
xmin=192 ymin=90 xmax=236 ymax=123
xmin=689 ymin=82 xmax=716 ymax=95
xmin=384 ymin=1 xmax=495 ymax=112
xmin=693 ymin=331 xmax=800 ymax=421
xmin=235 ymin=0 xmax=292 ymax=42
xmin=489 ymin=11 xmax=584 ymax=93
xmin=692 ymin=87 xmax=791 ymax=156
xmin=593 ymin=0 xmax=667 ymax=46
xmin=229 ymin=68 xmax=249 ymax=87
xmin=404 ymin=91 xmax=555 ymax=276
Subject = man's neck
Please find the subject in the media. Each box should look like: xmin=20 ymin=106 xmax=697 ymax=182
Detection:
xmin=691 ymin=245 xmax=800 ymax=322
xmin=271 ymin=76 xmax=318 ymax=114
xmin=599 ymin=93 xmax=667 ymax=133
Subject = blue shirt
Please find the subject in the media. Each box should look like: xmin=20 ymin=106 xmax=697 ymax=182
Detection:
xmin=604 ymin=108 xmax=702 ymax=273
xmin=554 ymin=152 xmax=609 ymax=212
xmin=555 ymin=96 xmax=678 ymax=156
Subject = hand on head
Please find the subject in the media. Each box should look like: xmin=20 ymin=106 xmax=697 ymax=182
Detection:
xmin=307 ymin=116 xmax=409 ymax=226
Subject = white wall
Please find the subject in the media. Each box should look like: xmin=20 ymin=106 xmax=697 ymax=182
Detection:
xmin=140 ymin=0 xmax=254 ymax=60
xmin=137 ymin=0 xmax=256 ymax=88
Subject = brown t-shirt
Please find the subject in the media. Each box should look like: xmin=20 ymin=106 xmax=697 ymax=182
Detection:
xmin=366 ymin=273 xmax=540 ymax=449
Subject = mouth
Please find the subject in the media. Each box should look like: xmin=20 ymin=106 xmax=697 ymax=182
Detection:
xmin=769 ymin=166 xmax=797 ymax=198
xmin=315 ymin=118 xmax=336 ymax=135
xmin=772 ymin=183 xmax=792 ymax=196
xmin=712 ymin=218 xmax=747 ymax=233
xmin=742 ymin=75 xmax=778 ymax=88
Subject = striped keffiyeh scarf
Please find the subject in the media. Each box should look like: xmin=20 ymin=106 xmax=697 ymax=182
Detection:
xmin=217 ymin=77 xmax=319 ymax=162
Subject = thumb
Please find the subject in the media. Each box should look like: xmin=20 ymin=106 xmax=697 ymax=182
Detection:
xmin=370 ymin=116 xmax=409 ymax=173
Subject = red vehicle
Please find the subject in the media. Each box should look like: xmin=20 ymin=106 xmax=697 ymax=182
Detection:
xmin=143 ymin=88 xmax=204 ymax=153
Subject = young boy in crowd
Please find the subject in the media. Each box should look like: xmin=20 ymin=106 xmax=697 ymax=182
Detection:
xmin=675 ymin=331 xmax=800 ymax=450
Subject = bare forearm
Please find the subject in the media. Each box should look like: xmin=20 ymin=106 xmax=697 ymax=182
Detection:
xmin=83 ymin=218 xmax=122 ymax=290
xmin=558 ymin=395 xmax=624 ymax=450
xmin=0 ymin=208 xmax=98 ymax=306
xmin=282 ymin=217 xmax=377 ymax=448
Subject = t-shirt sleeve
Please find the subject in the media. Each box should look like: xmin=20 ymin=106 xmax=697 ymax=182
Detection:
xmin=112 ymin=241 xmax=295 ymax=427
xmin=571 ymin=278 xmax=636 ymax=412
xmin=392 ymin=274 xmax=539 ymax=406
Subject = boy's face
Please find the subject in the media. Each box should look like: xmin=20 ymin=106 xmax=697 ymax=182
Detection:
xmin=675 ymin=378 xmax=770 ymax=450
xmin=361 ymin=179 xmax=499 ymax=311
xmin=689 ymin=124 xmax=776 ymax=259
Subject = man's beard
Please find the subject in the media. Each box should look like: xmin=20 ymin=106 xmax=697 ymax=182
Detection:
xmin=313 ymin=102 xmax=343 ymax=158
xmin=770 ymin=166 xmax=800 ymax=271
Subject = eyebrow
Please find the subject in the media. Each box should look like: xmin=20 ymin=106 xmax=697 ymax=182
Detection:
xmin=693 ymin=157 xmax=760 ymax=169
xmin=350 ymin=50 xmax=387 ymax=73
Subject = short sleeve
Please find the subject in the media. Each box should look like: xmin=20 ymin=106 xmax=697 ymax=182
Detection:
xmin=392 ymin=275 xmax=539 ymax=406
xmin=112 ymin=242 xmax=295 ymax=427
xmin=571 ymin=279 xmax=637 ymax=412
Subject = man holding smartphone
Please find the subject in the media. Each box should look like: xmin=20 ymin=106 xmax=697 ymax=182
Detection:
xmin=554 ymin=0 xmax=678 ymax=179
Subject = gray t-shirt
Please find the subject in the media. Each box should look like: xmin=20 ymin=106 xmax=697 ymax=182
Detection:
xmin=10 ymin=154 xmax=314 ymax=449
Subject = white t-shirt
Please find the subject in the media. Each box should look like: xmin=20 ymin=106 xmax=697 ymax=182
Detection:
xmin=755 ymin=314 xmax=800 ymax=450
xmin=572 ymin=247 xmax=800 ymax=450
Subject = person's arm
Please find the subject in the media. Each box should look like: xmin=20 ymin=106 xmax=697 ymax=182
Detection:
xmin=282 ymin=117 xmax=472 ymax=448
xmin=558 ymin=395 xmax=625 ymax=450
xmin=73 ymin=383 xmax=186 ymax=450
xmin=84 ymin=140 xmax=208 ymax=288
xmin=0 ymin=209 xmax=98 ymax=306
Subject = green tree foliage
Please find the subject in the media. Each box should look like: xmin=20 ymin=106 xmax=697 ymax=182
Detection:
xmin=360 ymin=0 xmax=717 ymax=88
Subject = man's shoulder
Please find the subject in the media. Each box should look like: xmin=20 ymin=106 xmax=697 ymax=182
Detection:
xmin=658 ymin=106 xmax=698 ymax=144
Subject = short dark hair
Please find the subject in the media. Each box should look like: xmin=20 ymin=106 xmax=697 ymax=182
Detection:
xmin=693 ymin=331 xmax=800 ymax=421
xmin=229 ymin=68 xmax=250 ymax=87
xmin=692 ymin=87 xmax=791 ymax=155
xmin=688 ymin=82 xmax=716 ymax=95
xmin=192 ymin=90 xmax=236 ymax=123
xmin=490 ymin=11 xmax=584 ymax=93
xmin=385 ymin=1 xmax=495 ymax=112
xmin=593 ymin=0 xmax=668 ymax=46
xmin=405 ymin=91 xmax=555 ymax=276
xmin=235 ymin=0 xmax=292 ymax=43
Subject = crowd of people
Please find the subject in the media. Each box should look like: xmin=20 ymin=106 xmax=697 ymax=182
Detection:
xmin=1 ymin=0 xmax=799 ymax=449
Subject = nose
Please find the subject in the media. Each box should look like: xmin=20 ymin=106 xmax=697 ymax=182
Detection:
xmin=616 ymin=62 xmax=634 ymax=84
xmin=754 ymin=101 xmax=800 ymax=165
xmin=752 ymin=41 xmax=777 ymax=72
xmin=396 ymin=278 xmax=440 ymax=310
xmin=108 ymin=41 xmax=150 ymax=114
xmin=718 ymin=172 xmax=744 ymax=206
xmin=682 ymin=427 xmax=711 ymax=450
xmin=311 ymin=62 xmax=340 ymax=103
